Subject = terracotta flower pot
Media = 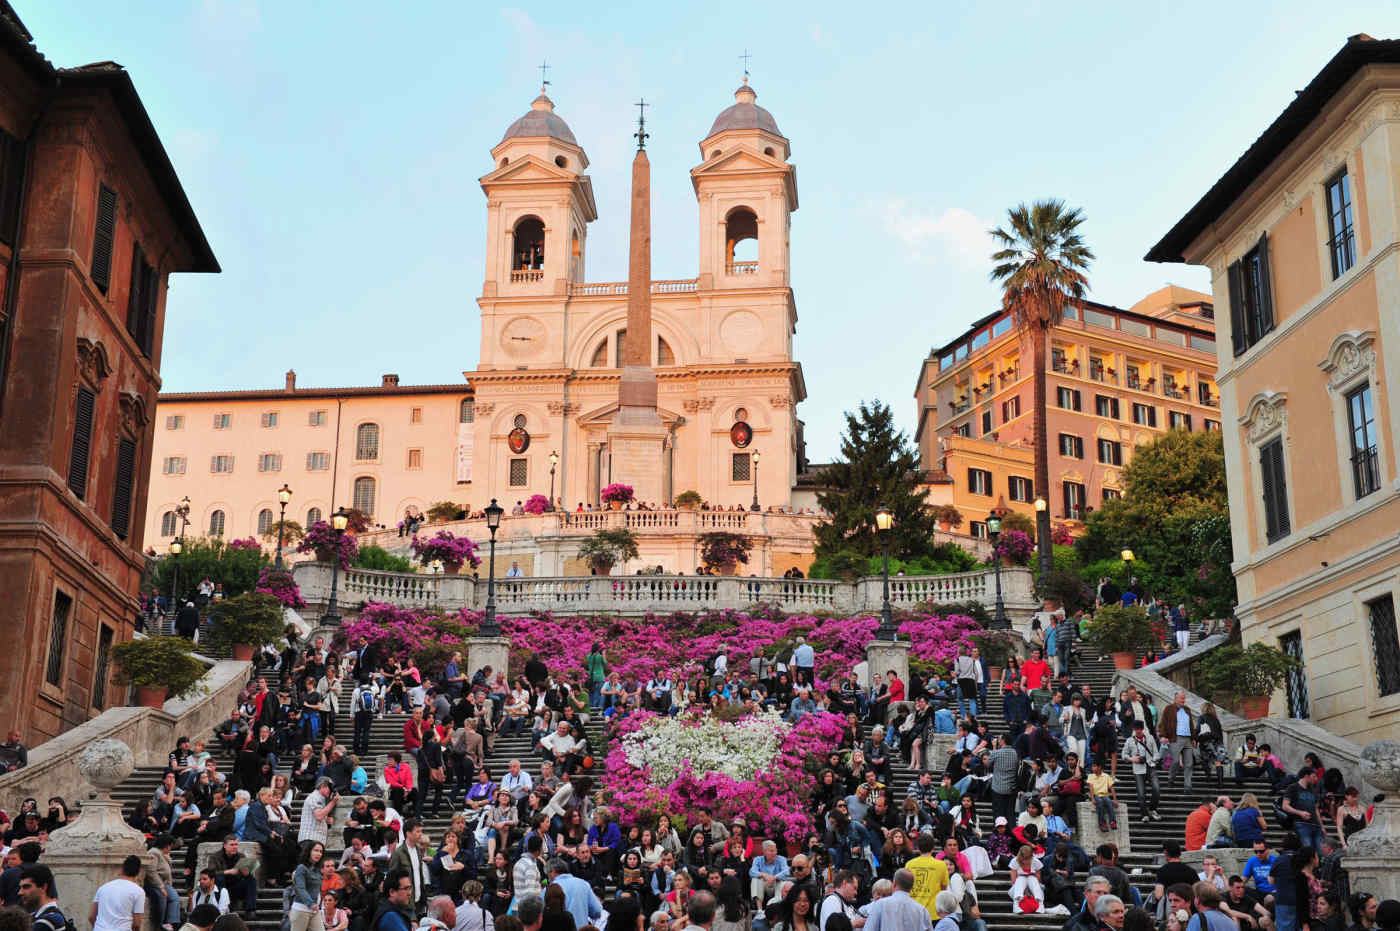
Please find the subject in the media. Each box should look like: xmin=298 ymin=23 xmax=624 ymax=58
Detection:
xmin=939 ymin=521 xmax=951 ymax=532
xmin=314 ymin=547 xmax=336 ymax=562
xmin=987 ymin=665 xmax=1003 ymax=682
xmin=230 ymin=643 xmax=256 ymax=662
xmin=1238 ymin=695 xmax=1271 ymax=719
xmin=608 ymin=500 xmax=623 ymax=511
xmin=1111 ymin=651 xmax=1137 ymax=670
xmin=444 ymin=563 xmax=462 ymax=576
xmin=134 ymin=685 xmax=168 ymax=708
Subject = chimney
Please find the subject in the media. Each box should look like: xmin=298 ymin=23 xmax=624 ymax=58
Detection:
xmin=285 ymin=370 xmax=296 ymax=390
xmin=382 ymin=374 xmax=399 ymax=387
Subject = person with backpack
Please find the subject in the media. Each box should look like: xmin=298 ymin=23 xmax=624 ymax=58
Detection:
xmin=19 ymin=864 xmax=68 ymax=931
xmin=352 ymin=680 xmax=380 ymax=758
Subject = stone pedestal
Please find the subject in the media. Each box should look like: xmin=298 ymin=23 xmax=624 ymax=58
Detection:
xmin=865 ymin=638 xmax=911 ymax=697
xmin=467 ymin=635 xmax=512 ymax=682
xmin=607 ymin=415 xmax=669 ymax=507
xmin=1344 ymin=740 xmax=1400 ymax=899
xmin=47 ymin=740 xmax=149 ymax=931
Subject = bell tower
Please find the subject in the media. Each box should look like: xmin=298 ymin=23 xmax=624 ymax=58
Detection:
xmin=691 ymin=81 xmax=797 ymax=290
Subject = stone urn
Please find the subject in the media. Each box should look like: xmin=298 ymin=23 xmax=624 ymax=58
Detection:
xmin=1342 ymin=740 xmax=1400 ymax=899
xmin=49 ymin=739 xmax=147 ymax=850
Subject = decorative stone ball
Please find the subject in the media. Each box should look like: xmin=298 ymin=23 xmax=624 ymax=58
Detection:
xmin=78 ymin=739 xmax=135 ymax=791
xmin=1359 ymin=739 xmax=1400 ymax=793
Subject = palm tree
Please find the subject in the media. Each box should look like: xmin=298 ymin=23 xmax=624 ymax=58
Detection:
xmin=990 ymin=200 xmax=1094 ymax=577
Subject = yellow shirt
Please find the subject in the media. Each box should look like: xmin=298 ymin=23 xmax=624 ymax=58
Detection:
xmin=1088 ymin=772 xmax=1115 ymax=798
xmin=908 ymin=854 xmax=950 ymax=916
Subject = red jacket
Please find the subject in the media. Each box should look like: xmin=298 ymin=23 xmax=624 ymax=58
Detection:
xmin=385 ymin=762 xmax=414 ymax=790
xmin=402 ymin=720 xmax=423 ymax=752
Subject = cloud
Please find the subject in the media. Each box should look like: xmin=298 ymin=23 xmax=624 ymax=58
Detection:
xmin=881 ymin=199 xmax=995 ymax=270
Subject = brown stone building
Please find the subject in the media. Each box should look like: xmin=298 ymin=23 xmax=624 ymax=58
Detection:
xmin=0 ymin=4 xmax=218 ymax=742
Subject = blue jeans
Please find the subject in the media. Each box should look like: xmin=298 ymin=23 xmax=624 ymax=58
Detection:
xmin=1275 ymin=904 xmax=1297 ymax=931
xmin=1295 ymin=820 xmax=1323 ymax=851
xmin=957 ymin=695 xmax=979 ymax=719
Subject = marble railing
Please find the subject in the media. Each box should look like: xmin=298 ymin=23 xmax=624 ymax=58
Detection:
xmin=362 ymin=508 xmax=822 ymax=544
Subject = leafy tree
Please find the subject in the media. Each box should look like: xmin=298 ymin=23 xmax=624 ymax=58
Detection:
xmin=147 ymin=536 xmax=268 ymax=604
xmin=261 ymin=519 xmax=304 ymax=545
xmin=354 ymin=544 xmax=415 ymax=573
xmin=700 ymin=532 xmax=753 ymax=571
xmin=814 ymin=400 xmax=941 ymax=562
xmin=990 ymin=200 xmax=1094 ymax=573
xmin=999 ymin=511 xmax=1035 ymax=536
xmin=577 ymin=528 xmax=640 ymax=574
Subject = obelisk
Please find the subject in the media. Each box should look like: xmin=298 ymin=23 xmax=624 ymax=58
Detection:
xmin=607 ymin=101 xmax=669 ymax=505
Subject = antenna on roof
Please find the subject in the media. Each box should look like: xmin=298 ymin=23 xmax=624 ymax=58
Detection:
xmin=739 ymin=48 xmax=752 ymax=84
xmin=539 ymin=60 xmax=551 ymax=93
xmin=634 ymin=98 xmax=649 ymax=150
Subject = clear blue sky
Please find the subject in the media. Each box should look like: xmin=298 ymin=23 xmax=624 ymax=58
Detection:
xmin=18 ymin=2 xmax=1400 ymax=461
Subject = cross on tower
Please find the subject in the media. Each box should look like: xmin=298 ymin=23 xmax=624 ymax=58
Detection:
xmin=739 ymin=48 xmax=752 ymax=83
xmin=634 ymin=98 xmax=649 ymax=150
xmin=538 ymin=61 xmax=551 ymax=91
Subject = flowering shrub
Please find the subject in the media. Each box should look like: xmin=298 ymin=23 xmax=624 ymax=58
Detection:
xmin=226 ymin=537 xmax=262 ymax=553
xmin=409 ymin=531 xmax=482 ymax=571
xmin=990 ymin=529 xmax=1035 ymax=566
xmin=254 ymin=566 xmax=305 ymax=609
xmin=297 ymin=520 xmax=359 ymax=569
xmin=600 ymin=483 xmax=635 ymax=505
xmin=1051 ymin=524 xmax=1076 ymax=546
xmin=523 ymin=494 xmax=550 ymax=515
xmin=602 ymin=709 xmax=846 ymax=843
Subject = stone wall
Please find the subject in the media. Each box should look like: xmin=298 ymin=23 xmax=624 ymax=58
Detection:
xmin=0 ymin=659 xmax=250 ymax=814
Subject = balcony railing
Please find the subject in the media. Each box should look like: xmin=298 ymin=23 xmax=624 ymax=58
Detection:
xmin=510 ymin=269 xmax=544 ymax=283
xmin=725 ymin=261 xmax=758 ymax=275
xmin=1353 ymin=447 xmax=1381 ymax=499
xmin=567 ymin=278 xmax=700 ymax=296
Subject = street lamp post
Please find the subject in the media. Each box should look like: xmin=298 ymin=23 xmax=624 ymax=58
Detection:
xmin=1034 ymin=496 xmax=1050 ymax=579
xmin=481 ymin=499 xmax=504 ymax=637
xmin=1121 ymin=548 xmax=1135 ymax=593
xmin=275 ymin=484 xmax=293 ymax=568
xmin=987 ymin=509 xmax=1010 ymax=629
xmin=168 ymin=496 xmax=191 ymax=611
xmin=874 ymin=505 xmax=897 ymax=640
xmin=321 ymin=507 xmax=350 ymax=626
xmin=750 ymin=451 xmax=761 ymax=512
xmin=548 ymin=451 xmax=559 ymax=511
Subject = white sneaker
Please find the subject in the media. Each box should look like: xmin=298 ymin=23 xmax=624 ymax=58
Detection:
xmin=1046 ymin=906 xmax=1072 ymax=917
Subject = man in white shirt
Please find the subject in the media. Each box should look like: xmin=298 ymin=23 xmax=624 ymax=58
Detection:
xmin=506 ymin=562 xmax=523 ymax=578
xmin=791 ymin=637 xmax=815 ymax=685
xmin=540 ymin=723 xmax=581 ymax=774
xmin=501 ymin=759 xmax=534 ymax=806
xmin=299 ymin=778 xmax=338 ymax=845
xmin=189 ymin=868 xmax=231 ymax=914
xmin=821 ymin=870 xmax=866 ymax=931
xmin=91 ymin=855 xmax=146 ymax=931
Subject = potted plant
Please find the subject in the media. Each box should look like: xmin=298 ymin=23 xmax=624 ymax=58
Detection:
xmin=674 ymin=490 xmax=703 ymax=510
xmin=111 ymin=635 xmax=207 ymax=707
xmin=1195 ymin=642 xmax=1301 ymax=719
xmin=523 ymin=494 xmax=550 ymax=515
xmin=296 ymin=520 xmax=359 ymax=567
xmin=601 ymin=483 xmax=635 ymax=510
xmin=410 ymin=531 xmax=482 ymax=575
xmin=427 ymin=501 xmax=462 ymax=523
xmin=207 ymin=592 xmax=287 ymax=661
xmin=577 ymin=527 xmax=639 ymax=575
xmin=932 ymin=504 xmax=964 ymax=532
xmin=700 ymin=532 xmax=752 ymax=575
xmin=1082 ymin=603 xmax=1158 ymax=669
xmin=970 ymin=629 xmax=1017 ymax=682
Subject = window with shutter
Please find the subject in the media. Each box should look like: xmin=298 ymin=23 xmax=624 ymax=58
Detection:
xmin=92 ymin=624 xmax=113 ymax=710
xmin=45 ymin=591 xmax=71 ymax=688
xmin=353 ymin=476 xmax=377 ymax=514
xmin=1260 ymin=438 xmax=1290 ymax=542
xmin=0 ymin=129 xmax=25 ymax=247
xmin=126 ymin=243 xmax=155 ymax=354
xmin=91 ymin=184 xmax=117 ymax=294
xmin=731 ymin=454 xmax=750 ymax=482
xmin=110 ymin=436 xmax=137 ymax=539
xmin=161 ymin=511 xmax=177 ymax=536
xmin=209 ymin=509 xmax=225 ymax=535
xmin=306 ymin=507 xmax=322 ymax=526
xmin=68 ymin=385 xmax=96 ymax=499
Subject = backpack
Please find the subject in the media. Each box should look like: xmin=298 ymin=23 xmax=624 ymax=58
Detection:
xmin=33 ymin=905 xmax=72 ymax=931
xmin=360 ymin=688 xmax=376 ymax=713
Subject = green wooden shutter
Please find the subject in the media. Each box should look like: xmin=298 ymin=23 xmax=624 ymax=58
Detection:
xmin=126 ymin=242 xmax=146 ymax=343
xmin=91 ymin=184 xmax=118 ymax=294
xmin=68 ymin=386 xmax=96 ymax=499
xmin=1255 ymin=233 xmax=1275 ymax=338
xmin=1227 ymin=260 xmax=1246 ymax=356
xmin=111 ymin=436 xmax=137 ymax=539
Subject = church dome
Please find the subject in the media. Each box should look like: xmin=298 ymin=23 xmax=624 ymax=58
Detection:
xmin=706 ymin=83 xmax=783 ymax=138
xmin=501 ymin=93 xmax=578 ymax=145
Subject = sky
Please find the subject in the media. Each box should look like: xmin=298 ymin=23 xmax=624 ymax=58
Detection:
xmin=17 ymin=1 xmax=1400 ymax=462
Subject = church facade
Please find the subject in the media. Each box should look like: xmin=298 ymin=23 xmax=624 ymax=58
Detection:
xmin=464 ymin=82 xmax=807 ymax=511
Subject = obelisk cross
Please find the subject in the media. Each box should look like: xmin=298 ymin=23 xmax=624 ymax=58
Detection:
xmin=634 ymin=98 xmax=649 ymax=150
xmin=539 ymin=61 xmax=551 ymax=91
xmin=739 ymin=49 xmax=752 ymax=83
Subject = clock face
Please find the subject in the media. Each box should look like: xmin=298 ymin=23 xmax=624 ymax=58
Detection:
xmin=501 ymin=317 xmax=546 ymax=357
xmin=730 ymin=422 xmax=752 ymax=448
xmin=508 ymin=427 xmax=531 ymax=454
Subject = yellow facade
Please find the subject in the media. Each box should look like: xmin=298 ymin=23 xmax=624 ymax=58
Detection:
xmin=1147 ymin=38 xmax=1400 ymax=741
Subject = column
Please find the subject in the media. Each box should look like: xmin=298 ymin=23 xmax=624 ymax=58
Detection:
xmin=587 ymin=443 xmax=601 ymax=506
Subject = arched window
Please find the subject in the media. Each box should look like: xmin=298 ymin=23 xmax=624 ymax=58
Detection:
xmin=353 ymin=477 xmax=376 ymax=516
xmin=209 ymin=510 xmax=225 ymax=536
xmin=512 ymin=217 xmax=545 ymax=270
xmin=658 ymin=337 xmax=675 ymax=366
xmin=355 ymin=423 xmax=379 ymax=460
xmin=459 ymin=399 xmax=475 ymax=423
xmin=257 ymin=508 xmax=273 ymax=536
xmin=160 ymin=511 xmax=176 ymax=536
xmin=725 ymin=207 xmax=758 ymax=270
xmin=307 ymin=507 xmax=323 ymax=527
xmin=590 ymin=339 xmax=608 ymax=368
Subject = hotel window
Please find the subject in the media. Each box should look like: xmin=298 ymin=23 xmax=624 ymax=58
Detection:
xmin=1227 ymin=234 xmax=1275 ymax=356
xmin=1260 ymin=437 xmax=1290 ymax=543
xmin=306 ymin=452 xmax=330 ymax=471
xmin=1058 ymin=433 xmax=1083 ymax=459
xmin=261 ymin=411 xmax=278 ymax=428
xmin=160 ymin=511 xmax=177 ymax=536
xmin=1367 ymin=594 xmax=1400 ymax=697
xmin=355 ymin=423 xmax=380 ymax=460
xmin=309 ymin=410 xmax=327 ymax=427
xmin=1095 ymin=395 xmax=1119 ymax=419
xmin=1002 ymin=396 xmax=1021 ymax=422
xmin=45 ymin=590 xmax=71 ymax=688
xmin=732 ymin=453 xmax=752 ymax=482
xmin=981 ymin=410 xmax=993 ymax=436
xmin=410 ymin=407 xmax=423 ymax=424
xmin=307 ymin=507 xmax=322 ymax=526
xmin=208 ymin=509 xmax=225 ymax=536
xmin=459 ymin=399 xmax=475 ymax=423
xmin=1056 ymin=387 xmax=1081 ymax=411
xmin=1204 ymin=419 xmax=1221 ymax=432
xmin=165 ymin=415 xmax=183 ymax=430
xmin=213 ymin=413 xmax=231 ymax=429
xmin=1325 ymin=169 xmax=1356 ymax=278
xmin=969 ymin=521 xmax=988 ymax=540
xmin=1008 ymin=476 xmax=1033 ymax=503
xmin=1102 ymin=487 xmax=1122 ymax=504
xmin=407 ymin=448 xmax=423 ymax=469
xmin=968 ymin=468 xmax=993 ymax=496
xmin=509 ymin=458 xmax=529 ymax=487
xmin=953 ymin=423 xmax=971 ymax=438
xmin=1097 ymin=439 xmax=1122 ymax=465
xmin=257 ymin=453 xmax=282 ymax=473
xmin=1168 ymin=411 xmax=1193 ymax=431
xmin=1347 ymin=384 xmax=1380 ymax=499
xmin=1062 ymin=481 xmax=1087 ymax=520
xmin=353 ymin=476 xmax=377 ymax=515
xmin=211 ymin=455 xmax=234 ymax=473
xmin=1132 ymin=403 xmax=1157 ymax=427
xmin=162 ymin=456 xmax=186 ymax=475
xmin=257 ymin=508 xmax=274 ymax=536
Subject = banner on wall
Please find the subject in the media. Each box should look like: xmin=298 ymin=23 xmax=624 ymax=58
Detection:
xmin=456 ymin=423 xmax=473 ymax=483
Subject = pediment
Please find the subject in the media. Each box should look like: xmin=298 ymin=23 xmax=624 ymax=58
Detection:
xmin=577 ymin=400 xmax=683 ymax=428
xmin=480 ymin=154 xmax=577 ymax=184
xmin=693 ymin=145 xmax=788 ymax=175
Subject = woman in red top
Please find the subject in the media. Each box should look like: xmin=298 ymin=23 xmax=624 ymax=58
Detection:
xmin=887 ymin=672 xmax=905 ymax=703
xmin=383 ymin=750 xmax=415 ymax=815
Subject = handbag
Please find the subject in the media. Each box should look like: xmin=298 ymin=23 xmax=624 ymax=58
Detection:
xmin=430 ymin=767 xmax=447 ymax=784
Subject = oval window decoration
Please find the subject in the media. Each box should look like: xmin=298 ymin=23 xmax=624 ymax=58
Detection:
xmin=730 ymin=421 xmax=753 ymax=448
xmin=508 ymin=427 xmax=531 ymax=454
